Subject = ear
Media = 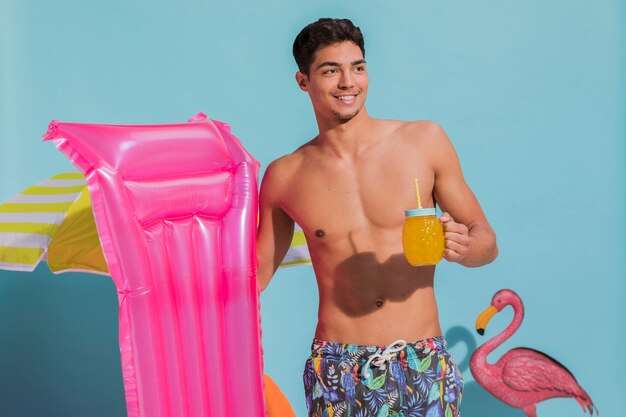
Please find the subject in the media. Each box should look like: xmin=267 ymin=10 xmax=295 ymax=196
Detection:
xmin=295 ymin=71 xmax=309 ymax=92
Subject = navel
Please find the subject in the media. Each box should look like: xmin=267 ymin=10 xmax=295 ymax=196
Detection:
xmin=315 ymin=229 xmax=326 ymax=238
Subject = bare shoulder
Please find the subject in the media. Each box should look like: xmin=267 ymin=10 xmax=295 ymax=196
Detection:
xmin=375 ymin=120 xmax=456 ymax=179
xmin=368 ymin=119 xmax=451 ymax=156
xmin=263 ymin=152 xmax=299 ymax=186
xmin=260 ymin=146 xmax=308 ymax=203
xmin=398 ymin=120 xmax=451 ymax=146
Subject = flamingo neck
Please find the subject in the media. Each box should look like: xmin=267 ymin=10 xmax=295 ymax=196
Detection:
xmin=475 ymin=300 xmax=524 ymax=364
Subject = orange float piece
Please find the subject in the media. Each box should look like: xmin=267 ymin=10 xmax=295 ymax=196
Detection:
xmin=264 ymin=375 xmax=297 ymax=417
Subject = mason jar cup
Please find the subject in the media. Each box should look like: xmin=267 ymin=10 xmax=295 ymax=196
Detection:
xmin=402 ymin=208 xmax=445 ymax=266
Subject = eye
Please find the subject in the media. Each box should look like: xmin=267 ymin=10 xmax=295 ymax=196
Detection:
xmin=323 ymin=69 xmax=337 ymax=75
xmin=355 ymin=65 xmax=366 ymax=72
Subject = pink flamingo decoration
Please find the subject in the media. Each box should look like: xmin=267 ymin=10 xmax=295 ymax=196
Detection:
xmin=470 ymin=289 xmax=598 ymax=417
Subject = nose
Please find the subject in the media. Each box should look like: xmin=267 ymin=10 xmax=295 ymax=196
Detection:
xmin=338 ymin=70 xmax=354 ymax=89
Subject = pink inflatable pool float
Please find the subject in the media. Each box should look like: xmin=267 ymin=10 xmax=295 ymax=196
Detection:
xmin=44 ymin=113 xmax=265 ymax=417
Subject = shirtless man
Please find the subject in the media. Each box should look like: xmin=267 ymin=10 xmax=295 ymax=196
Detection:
xmin=256 ymin=18 xmax=497 ymax=416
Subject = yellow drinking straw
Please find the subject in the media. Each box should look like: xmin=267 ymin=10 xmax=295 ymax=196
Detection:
xmin=414 ymin=178 xmax=422 ymax=209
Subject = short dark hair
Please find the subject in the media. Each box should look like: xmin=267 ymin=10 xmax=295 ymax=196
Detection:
xmin=293 ymin=18 xmax=365 ymax=76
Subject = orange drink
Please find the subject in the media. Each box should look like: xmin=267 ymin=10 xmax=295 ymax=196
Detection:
xmin=402 ymin=208 xmax=444 ymax=266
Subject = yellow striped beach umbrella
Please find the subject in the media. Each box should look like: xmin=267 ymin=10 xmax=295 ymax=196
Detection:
xmin=281 ymin=224 xmax=311 ymax=268
xmin=0 ymin=172 xmax=311 ymax=274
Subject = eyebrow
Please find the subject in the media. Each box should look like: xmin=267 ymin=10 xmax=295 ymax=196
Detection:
xmin=316 ymin=59 xmax=367 ymax=70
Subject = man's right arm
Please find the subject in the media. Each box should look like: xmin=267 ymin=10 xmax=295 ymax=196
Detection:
xmin=256 ymin=159 xmax=295 ymax=292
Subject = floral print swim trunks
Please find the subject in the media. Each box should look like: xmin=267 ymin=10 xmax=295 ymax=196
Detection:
xmin=303 ymin=336 xmax=463 ymax=417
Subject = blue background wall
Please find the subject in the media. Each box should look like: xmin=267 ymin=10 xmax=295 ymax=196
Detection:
xmin=1 ymin=1 xmax=624 ymax=416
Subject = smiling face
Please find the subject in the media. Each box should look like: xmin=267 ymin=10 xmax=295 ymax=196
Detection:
xmin=296 ymin=41 xmax=368 ymax=124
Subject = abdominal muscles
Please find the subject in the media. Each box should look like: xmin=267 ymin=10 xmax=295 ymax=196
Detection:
xmin=308 ymin=225 xmax=443 ymax=345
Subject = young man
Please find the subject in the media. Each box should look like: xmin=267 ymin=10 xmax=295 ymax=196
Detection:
xmin=256 ymin=18 xmax=497 ymax=416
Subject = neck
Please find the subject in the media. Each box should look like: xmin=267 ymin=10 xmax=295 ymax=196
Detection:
xmin=314 ymin=108 xmax=376 ymax=157
xmin=471 ymin=300 xmax=524 ymax=370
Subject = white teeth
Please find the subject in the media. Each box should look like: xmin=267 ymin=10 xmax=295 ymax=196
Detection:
xmin=338 ymin=95 xmax=355 ymax=101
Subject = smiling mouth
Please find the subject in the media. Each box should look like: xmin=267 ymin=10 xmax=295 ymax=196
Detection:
xmin=333 ymin=94 xmax=358 ymax=102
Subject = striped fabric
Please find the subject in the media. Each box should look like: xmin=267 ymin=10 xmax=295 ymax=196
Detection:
xmin=0 ymin=173 xmax=86 ymax=272
xmin=281 ymin=224 xmax=312 ymax=267
xmin=0 ymin=172 xmax=311 ymax=274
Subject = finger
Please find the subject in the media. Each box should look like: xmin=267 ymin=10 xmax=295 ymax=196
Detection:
xmin=443 ymin=249 xmax=461 ymax=262
xmin=441 ymin=220 xmax=467 ymax=232
xmin=442 ymin=221 xmax=469 ymax=234
xmin=444 ymin=231 xmax=470 ymax=246
xmin=444 ymin=239 xmax=467 ymax=255
xmin=439 ymin=212 xmax=452 ymax=223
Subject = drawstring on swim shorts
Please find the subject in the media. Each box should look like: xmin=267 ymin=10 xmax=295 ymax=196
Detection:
xmin=363 ymin=340 xmax=407 ymax=379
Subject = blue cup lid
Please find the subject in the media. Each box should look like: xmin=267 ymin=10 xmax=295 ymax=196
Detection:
xmin=405 ymin=208 xmax=437 ymax=217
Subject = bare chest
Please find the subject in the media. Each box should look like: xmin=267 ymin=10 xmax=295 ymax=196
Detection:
xmin=280 ymin=149 xmax=434 ymax=243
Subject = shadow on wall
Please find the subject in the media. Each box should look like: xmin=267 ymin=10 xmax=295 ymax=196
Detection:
xmin=461 ymin=382 xmax=525 ymax=417
xmin=0 ymin=267 xmax=125 ymax=417
xmin=445 ymin=326 xmax=525 ymax=417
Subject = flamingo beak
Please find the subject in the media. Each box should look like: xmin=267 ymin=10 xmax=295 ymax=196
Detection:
xmin=475 ymin=305 xmax=498 ymax=335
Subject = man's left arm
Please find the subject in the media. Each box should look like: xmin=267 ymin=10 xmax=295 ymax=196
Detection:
xmin=428 ymin=122 xmax=498 ymax=267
